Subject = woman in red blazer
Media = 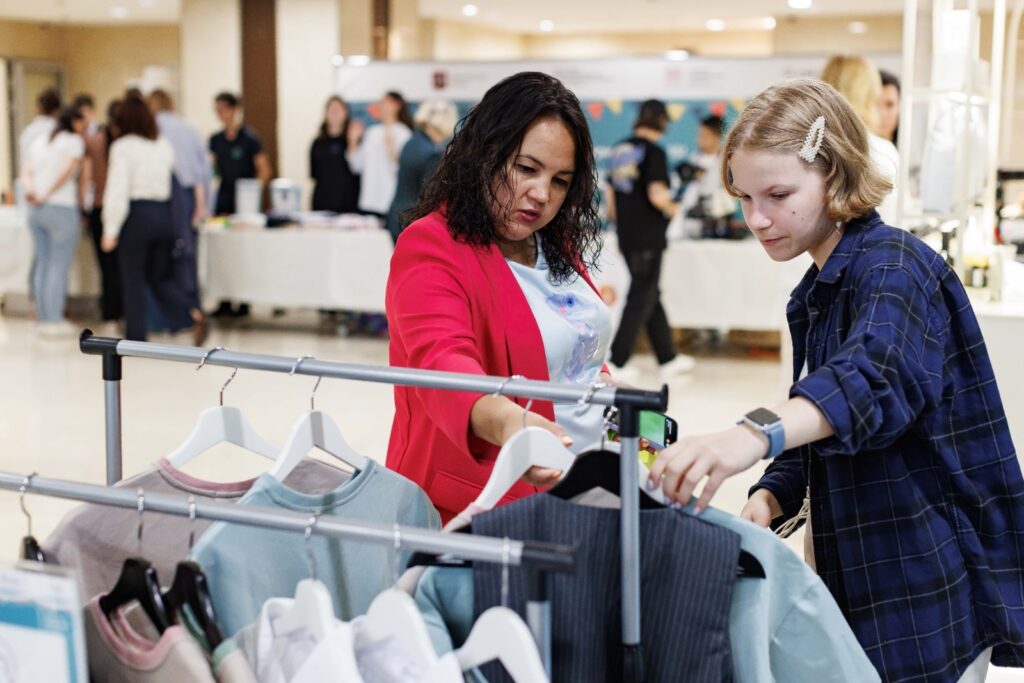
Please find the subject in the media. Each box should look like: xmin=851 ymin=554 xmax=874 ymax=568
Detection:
xmin=386 ymin=72 xmax=614 ymax=522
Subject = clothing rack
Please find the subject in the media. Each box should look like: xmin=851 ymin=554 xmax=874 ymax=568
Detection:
xmin=79 ymin=330 xmax=668 ymax=682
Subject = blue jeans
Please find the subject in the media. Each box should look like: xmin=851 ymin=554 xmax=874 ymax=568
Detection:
xmin=27 ymin=205 xmax=79 ymax=323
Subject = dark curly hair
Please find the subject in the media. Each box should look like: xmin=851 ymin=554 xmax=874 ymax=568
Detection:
xmin=408 ymin=72 xmax=601 ymax=284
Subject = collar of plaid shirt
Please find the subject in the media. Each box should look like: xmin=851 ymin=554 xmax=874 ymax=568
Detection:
xmin=758 ymin=209 xmax=1024 ymax=682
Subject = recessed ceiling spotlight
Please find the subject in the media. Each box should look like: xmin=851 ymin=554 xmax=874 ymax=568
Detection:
xmin=788 ymin=0 xmax=812 ymax=8
xmin=762 ymin=17 xmax=777 ymax=30
xmin=331 ymin=55 xmax=345 ymax=66
xmin=110 ymin=5 xmax=129 ymax=18
xmin=348 ymin=55 xmax=371 ymax=66
xmin=539 ymin=19 xmax=554 ymax=32
xmin=706 ymin=19 xmax=726 ymax=31
xmin=665 ymin=49 xmax=690 ymax=61
xmin=462 ymin=4 xmax=478 ymax=17
xmin=848 ymin=21 xmax=868 ymax=34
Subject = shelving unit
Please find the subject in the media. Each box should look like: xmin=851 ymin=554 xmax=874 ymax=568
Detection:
xmin=897 ymin=0 xmax=1007 ymax=276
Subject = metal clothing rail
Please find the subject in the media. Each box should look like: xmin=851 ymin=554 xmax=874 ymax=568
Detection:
xmin=0 ymin=471 xmax=575 ymax=570
xmin=79 ymin=330 xmax=668 ymax=682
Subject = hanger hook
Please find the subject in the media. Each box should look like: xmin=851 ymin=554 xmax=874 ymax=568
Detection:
xmin=522 ymin=398 xmax=535 ymax=431
xmin=289 ymin=356 xmax=321 ymax=411
xmin=575 ymin=381 xmax=607 ymax=415
xmin=196 ymin=346 xmax=226 ymax=372
xmin=186 ymin=495 xmax=197 ymax=558
xmin=392 ymin=523 xmax=403 ymax=583
xmin=220 ymin=367 xmax=239 ymax=407
xmin=304 ymin=513 xmax=320 ymax=582
xmin=19 ymin=472 xmax=37 ymax=537
xmin=500 ymin=536 xmax=512 ymax=608
xmin=136 ymin=488 xmax=146 ymax=557
xmin=493 ymin=374 xmax=524 ymax=398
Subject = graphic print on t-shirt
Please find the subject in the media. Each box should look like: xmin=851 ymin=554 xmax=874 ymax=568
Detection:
xmin=608 ymin=142 xmax=647 ymax=193
xmin=544 ymin=293 xmax=600 ymax=382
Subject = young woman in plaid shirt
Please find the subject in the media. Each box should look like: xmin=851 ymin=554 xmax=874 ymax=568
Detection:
xmin=649 ymin=78 xmax=1024 ymax=682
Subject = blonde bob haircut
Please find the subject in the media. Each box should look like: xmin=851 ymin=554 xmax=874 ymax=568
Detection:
xmin=820 ymin=54 xmax=882 ymax=132
xmin=721 ymin=78 xmax=892 ymax=223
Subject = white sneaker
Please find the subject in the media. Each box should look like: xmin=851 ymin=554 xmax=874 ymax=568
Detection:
xmin=37 ymin=320 xmax=78 ymax=338
xmin=660 ymin=354 xmax=696 ymax=377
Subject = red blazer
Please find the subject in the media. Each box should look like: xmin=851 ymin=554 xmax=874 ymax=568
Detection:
xmin=385 ymin=211 xmax=604 ymax=522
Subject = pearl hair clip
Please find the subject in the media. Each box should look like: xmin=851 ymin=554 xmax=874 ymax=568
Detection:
xmin=798 ymin=115 xmax=826 ymax=163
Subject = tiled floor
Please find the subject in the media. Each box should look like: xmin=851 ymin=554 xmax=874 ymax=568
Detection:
xmin=0 ymin=313 xmax=1020 ymax=681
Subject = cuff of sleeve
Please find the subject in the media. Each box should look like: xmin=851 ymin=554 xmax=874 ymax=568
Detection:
xmin=790 ymin=373 xmax=852 ymax=456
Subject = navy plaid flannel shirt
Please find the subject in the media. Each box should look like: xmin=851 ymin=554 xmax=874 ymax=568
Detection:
xmin=754 ymin=211 xmax=1024 ymax=682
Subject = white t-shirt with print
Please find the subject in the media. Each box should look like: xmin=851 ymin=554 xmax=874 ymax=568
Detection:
xmin=507 ymin=241 xmax=613 ymax=450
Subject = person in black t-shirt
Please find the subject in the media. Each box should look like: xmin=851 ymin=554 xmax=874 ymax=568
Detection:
xmin=310 ymin=95 xmax=360 ymax=214
xmin=606 ymin=99 xmax=695 ymax=379
xmin=209 ymin=92 xmax=270 ymax=216
xmin=208 ymin=92 xmax=270 ymax=318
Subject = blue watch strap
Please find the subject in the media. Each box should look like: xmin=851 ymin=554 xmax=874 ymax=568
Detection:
xmin=763 ymin=419 xmax=785 ymax=459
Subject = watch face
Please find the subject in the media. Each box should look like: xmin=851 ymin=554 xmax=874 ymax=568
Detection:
xmin=745 ymin=407 xmax=780 ymax=427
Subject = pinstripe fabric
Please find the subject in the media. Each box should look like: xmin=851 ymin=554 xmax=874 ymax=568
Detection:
xmin=471 ymin=494 xmax=740 ymax=682
xmin=754 ymin=211 xmax=1024 ymax=682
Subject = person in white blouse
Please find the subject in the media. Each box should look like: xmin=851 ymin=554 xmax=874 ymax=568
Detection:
xmin=820 ymin=55 xmax=900 ymax=226
xmin=19 ymin=106 xmax=86 ymax=336
xmin=100 ymin=95 xmax=207 ymax=344
xmin=346 ymin=91 xmax=414 ymax=217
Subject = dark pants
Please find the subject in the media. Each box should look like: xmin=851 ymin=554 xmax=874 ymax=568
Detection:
xmin=146 ymin=179 xmax=200 ymax=332
xmin=610 ymin=248 xmax=676 ymax=366
xmin=88 ymin=207 xmax=124 ymax=320
xmin=117 ymin=200 xmax=195 ymax=341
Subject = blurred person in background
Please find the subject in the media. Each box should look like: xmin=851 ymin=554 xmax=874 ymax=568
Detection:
xmin=386 ymin=99 xmax=458 ymax=242
xmin=79 ymin=99 xmax=123 ymax=322
xmin=606 ymin=99 xmax=695 ymax=380
xmin=347 ymin=91 xmax=414 ymax=219
xmin=678 ymin=113 xmax=738 ymax=239
xmin=878 ymin=70 xmax=901 ymax=146
xmin=20 ymin=106 xmax=86 ymax=337
xmin=18 ymin=88 xmax=61 ymax=176
xmin=821 ymin=55 xmax=899 ymax=225
xmin=101 ymin=95 xmax=206 ymax=344
xmin=209 ymin=91 xmax=268 ymax=318
xmin=148 ymin=88 xmax=208 ymax=332
xmin=73 ymin=93 xmax=99 ymax=135
xmin=310 ymin=95 xmax=360 ymax=214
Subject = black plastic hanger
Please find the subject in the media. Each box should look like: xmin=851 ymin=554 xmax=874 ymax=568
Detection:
xmin=99 ymin=489 xmax=172 ymax=632
xmin=546 ymin=449 xmax=665 ymax=509
xmin=161 ymin=497 xmax=224 ymax=649
xmin=162 ymin=561 xmax=224 ymax=649
xmin=100 ymin=558 xmax=172 ymax=632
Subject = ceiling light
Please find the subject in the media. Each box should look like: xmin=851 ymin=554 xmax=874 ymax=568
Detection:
xmin=110 ymin=5 xmax=129 ymax=18
xmin=762 ymin=17 xmax=777 ymax=30
xmin=848 ymin=21 xmax=868 ymax=34
xmin=348 ymin=55 xmax=371 ymax=66
xmin=788 ymin=0 xmax=812 ymax=8
xmin=331 ymin=55 xmax=345 ymax=66
xmin=539 ymin=19 xmax=554 ymax=32
xmin=462 ymin=4 xmax=478 ymax=17
xmin=665 ymin=49 xmax=690 ymax=61
xmin=705 ymin=19 xmax=726 ymax=31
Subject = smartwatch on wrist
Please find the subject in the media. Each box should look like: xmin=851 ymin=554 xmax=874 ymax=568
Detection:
xmin=741 ymin=408 xmax=785 ymax=459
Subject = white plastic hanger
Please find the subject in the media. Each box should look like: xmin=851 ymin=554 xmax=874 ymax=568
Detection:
xmin=360 ymin=589 xmax=439 ymax=671
xmin=273 ymin=515 xmax=337 ymax=643
xmin=454 ymin=607 xmax=549 ymax=682
xmin=166 ymin=349 xmax=278 ymax=467
xmin=267 ymin=357 xmax=370 ymax=481
xmin=474 ymin=390 xmax=575 ymax=511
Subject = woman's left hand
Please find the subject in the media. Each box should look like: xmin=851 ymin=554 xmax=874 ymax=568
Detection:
xmin=100 ymin=236 xmax=118 ymax=253
xmin=647 ymin=425 xmax=768 ymax=511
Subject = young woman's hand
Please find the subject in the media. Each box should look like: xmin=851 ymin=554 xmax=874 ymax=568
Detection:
xmin=347 ymin=119 xmax=365 ymax=149
xmin=647 ymin=424 xmax=767 ymax=511
xmin=740 ymin=488 xmax=782 ymax=528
